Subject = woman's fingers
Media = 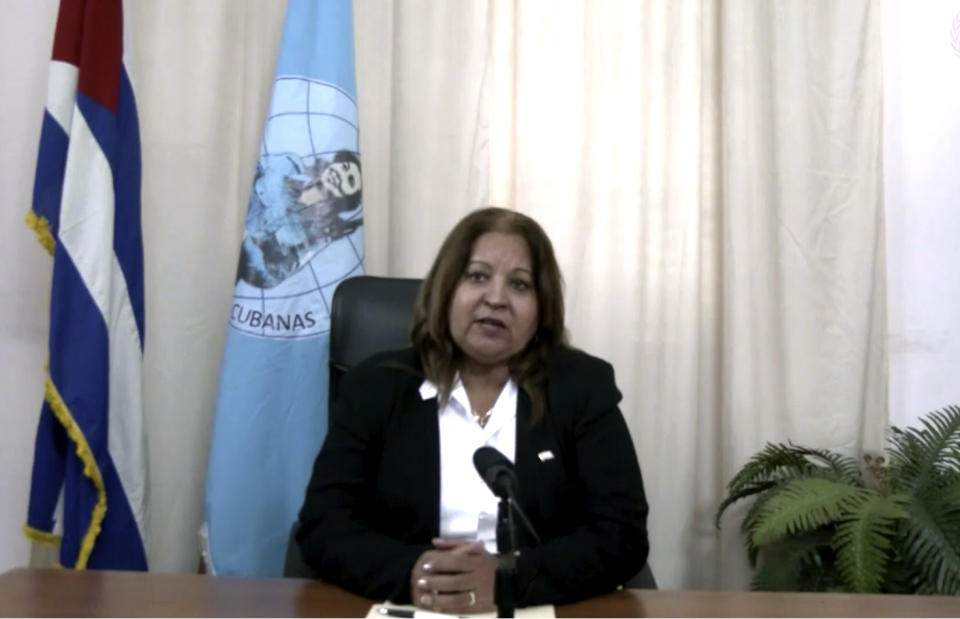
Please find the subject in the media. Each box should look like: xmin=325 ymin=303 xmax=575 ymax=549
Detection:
xmin=413 ymin=547 xmax=498 ymax=614
xmin=413 ymin=543 xmax=496 ymax=613
xmin=431 ymin=538 xmax=484 ymax=553
xmin=428 ymin=588 xmax=493 ymax=614
xmin=415 ymin=572 xmax=473 ymax=594
xmin=423 ymin=545 xmax=485 ymax=573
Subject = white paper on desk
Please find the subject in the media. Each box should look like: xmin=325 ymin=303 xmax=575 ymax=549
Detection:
xmin=367 ymin=602 xmax=556 ymax=618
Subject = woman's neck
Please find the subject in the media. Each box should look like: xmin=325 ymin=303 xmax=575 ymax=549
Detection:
xmin=459 ymin=360 xmax=510 ymax=391
xmin=459 ymin=361 xmax=509 ymax=421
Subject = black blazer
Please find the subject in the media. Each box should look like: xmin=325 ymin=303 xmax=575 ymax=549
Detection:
xmin=296 ymin=347 xmax=649 ymax=606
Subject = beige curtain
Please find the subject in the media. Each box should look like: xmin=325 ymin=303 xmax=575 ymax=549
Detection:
xmin=2 ymin=0 xmax=886 ymax=589
xmin=358 ymin=0 xmax=887 ymax=588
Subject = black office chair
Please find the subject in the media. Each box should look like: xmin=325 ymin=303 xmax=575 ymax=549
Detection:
xmin=327 ymin=275 xmax=424 ymax=404
xmin=624 ymin=561 xmax=658 ymax=589
xmin=283 ymin=275 xmax=656 ymax=589
xmin=284 ymin=275 xmax=422 ymax=578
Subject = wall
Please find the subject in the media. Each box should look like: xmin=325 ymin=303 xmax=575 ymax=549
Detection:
xmin=883 ymin=0 xmax=960 ymax=429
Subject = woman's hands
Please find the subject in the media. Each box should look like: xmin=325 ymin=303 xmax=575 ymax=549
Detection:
xmin=410 ymin=539 xmax=497 ymax=614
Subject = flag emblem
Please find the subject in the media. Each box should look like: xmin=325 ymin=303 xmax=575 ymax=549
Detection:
xmin=232 ymin=77 xmax=363 ymax=339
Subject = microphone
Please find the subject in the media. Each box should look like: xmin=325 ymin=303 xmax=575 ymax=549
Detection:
xmin=474 ymin=445 xmax=520 ymax=617
xmin=473 ymin=446 xmax=518 ymax=499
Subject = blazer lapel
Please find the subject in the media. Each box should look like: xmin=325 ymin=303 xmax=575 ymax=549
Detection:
xmin=514 ymin=387 xmax=544 ymax=528
xmin=404 ymin=389 xmax=442 ymax=537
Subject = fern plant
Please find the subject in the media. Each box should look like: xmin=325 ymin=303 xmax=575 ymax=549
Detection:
xmin=716 ymin=405 xmax=960 ymax=594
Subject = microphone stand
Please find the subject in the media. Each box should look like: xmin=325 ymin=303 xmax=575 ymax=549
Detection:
xmin=494 ymin=495 xmax=518 ymax=618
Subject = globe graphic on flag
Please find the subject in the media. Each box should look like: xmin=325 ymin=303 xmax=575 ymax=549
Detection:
xmin=230 ymin=77 xmax=363 ymax=340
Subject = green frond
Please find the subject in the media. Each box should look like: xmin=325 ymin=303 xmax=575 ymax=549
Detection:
xmin=791 ymin=445 xmax=861 ymax=483
xmin=720 ymin=406 xmax=960 ymax=594
xmin=742 ymin=487 xmax=779 ymax=566
xmin=721 ymin=443 xmax=865 ymax=540
xmin=742 ymin=479 xmax=785 ymax=536
xmin=887 ymin=406 xmax=960 ymax=496
xmin=900 ymin=486 xmax=960 ymax=594
xmin=883 ymin=556 xmax=925 ymax=594
xmin=751 ymin=529 xmax=835 ymax=591
xmin=738 ymin=466 xmax=859 ymax=535
xmin=727 ymin=443 xmax=819 ymax=495
xmin=749 ymin=478 xmax=865 ymax=547
xmin=936 ymin=473 xmax=960 ymax=506
xmin=716 ymin=481 xmax=776 ymax=530
xmin=832 ymin=492 xmax=909 ymax=592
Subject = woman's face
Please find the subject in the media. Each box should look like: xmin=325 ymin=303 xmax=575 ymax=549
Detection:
xmin=448 ymin=232 xmax=539 ymax=369
xmin=320 ymin=160 xmax=361 ymax=198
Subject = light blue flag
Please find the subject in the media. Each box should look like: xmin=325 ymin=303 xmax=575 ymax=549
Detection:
xmin=204 ymin=0 xmax=364 ymax=576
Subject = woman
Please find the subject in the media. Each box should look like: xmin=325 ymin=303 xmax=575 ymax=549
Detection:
xmin=297 ymin=207 xmax=649 ymax=613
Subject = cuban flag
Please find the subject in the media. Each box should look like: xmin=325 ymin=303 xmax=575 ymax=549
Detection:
xmin=24 ymin=0 xmax=148 ymax=571
xmin=204 ymin=0 xmax=364 ymax=575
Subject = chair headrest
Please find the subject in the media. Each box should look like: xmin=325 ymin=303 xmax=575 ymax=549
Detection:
xmin=329 ymin=275 xmax=423 ymax=370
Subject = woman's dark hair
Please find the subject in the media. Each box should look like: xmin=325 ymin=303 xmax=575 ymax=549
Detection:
xmin=410 ymin=206 xmax=567 ymax=422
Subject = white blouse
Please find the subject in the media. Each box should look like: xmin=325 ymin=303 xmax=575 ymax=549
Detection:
xmin=419 ymin=376 xmax=518 ymax=554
